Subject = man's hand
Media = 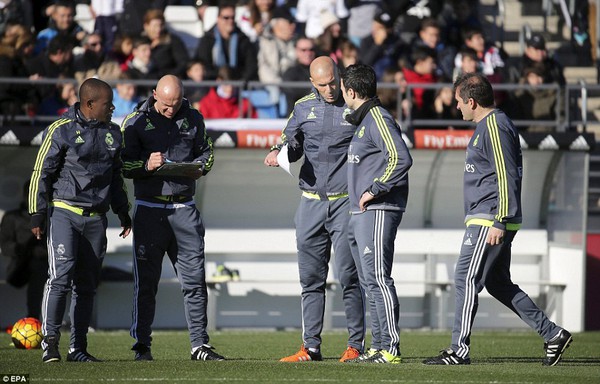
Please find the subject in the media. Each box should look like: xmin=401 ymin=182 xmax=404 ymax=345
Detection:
xmin=264 ymin=150 xmax=280 ymax=167
xmin=146 ymin=152 xmax=165 ymax=171
xmin=359 ymin=191 xmax=375 ymax=212
xmin=31 ymin=227 xmax=43 ymax=240
xmin=119 ymin=226 xmax=132 ymax=238
xmin=486 ymin=226 xmax=505 ymax=246
xmin=118 ymin=212 xmax=132 ymax=238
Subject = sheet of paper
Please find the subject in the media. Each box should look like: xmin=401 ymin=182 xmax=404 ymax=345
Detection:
xmin=276 ymin=144 xmax=294 ymax=177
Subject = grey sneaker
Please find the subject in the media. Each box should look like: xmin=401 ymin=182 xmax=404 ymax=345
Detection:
xmin=42 ymin=336 xmax=61 ymax=363
xmin=543 ymin=329 xmax=572 ymax=366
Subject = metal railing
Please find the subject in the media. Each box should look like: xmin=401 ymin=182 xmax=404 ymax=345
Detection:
xmin=0 ymin=77 xmax=597 ymax=133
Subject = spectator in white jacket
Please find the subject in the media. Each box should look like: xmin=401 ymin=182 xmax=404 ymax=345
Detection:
xmin=258 ymin=6 xmax=297 ymax=84
xmin=295 ymin=0 xmax=348 ymax=39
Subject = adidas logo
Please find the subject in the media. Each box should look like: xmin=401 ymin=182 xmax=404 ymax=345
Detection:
xmin=214 ymin=133 xmax=235 ymax=147
xmin=145 ymin=122 xmax=155 ymax=131
xmin=569 ymin=135 xmax=590 ymax=151
xmin=538 ymin=135 xmax=559 ymax=150
xmin=307 ymin=107 xmax=316 ymax=119
xmin=0 ymin=130 xmax=19 ymax=145
xmin=363 ymin=246 xmax=372 ymax=255
xmin=31 ymin=131 xmax=44 ymax=146
xmin=75 ymin=136 xmax=85 ymax=144
xmin=463 ymin=238 xmax=472 ymax=246
xmin=519 ymin=134 xmax=528 ymax=149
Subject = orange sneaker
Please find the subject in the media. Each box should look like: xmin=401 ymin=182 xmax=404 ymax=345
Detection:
xmin=339 ymin=346 xmax=361 ymax=362
xmin=279 ymin=345 xmax=322 ymax=362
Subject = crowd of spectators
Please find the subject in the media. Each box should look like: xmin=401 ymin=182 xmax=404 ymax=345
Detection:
xmin=0 ymin=0 xmax=590 ymax=131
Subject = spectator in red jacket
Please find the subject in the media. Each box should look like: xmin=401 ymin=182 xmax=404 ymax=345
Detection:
xmin=401 ymin=46 xmax=437 ymax=119
xmin=199 ymin=66 xmax=257 ymax=119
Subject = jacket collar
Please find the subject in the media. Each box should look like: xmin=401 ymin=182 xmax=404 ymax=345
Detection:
xmin=311 ymin=87 xmax=345 ymax=108
xmin=345 ymin=97 xmax=381 ymax=126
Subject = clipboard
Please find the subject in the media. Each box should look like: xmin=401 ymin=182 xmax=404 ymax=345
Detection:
xmin=154 ymin=162 xmax=203 ymax=177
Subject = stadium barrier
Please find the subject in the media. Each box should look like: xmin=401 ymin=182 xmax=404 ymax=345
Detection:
xmin=0 ymin=78 xmax=598 ymax=133
xmin=99 ymin=227 xmax=562 ymax=331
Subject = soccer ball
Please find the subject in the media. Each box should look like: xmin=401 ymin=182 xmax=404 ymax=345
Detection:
xmin=11 ymin=317 xmax=43 ymax=349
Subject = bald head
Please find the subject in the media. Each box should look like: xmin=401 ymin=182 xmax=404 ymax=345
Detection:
xmin=309 ymin=56 xmax=340 ymax=103
xmin=310 ymin=56 xmax=335 ymax=79
xmin=153 ymin=75 xmax=184 ymax=118
xmin=79 ymin=78 xmax=113 ymax=123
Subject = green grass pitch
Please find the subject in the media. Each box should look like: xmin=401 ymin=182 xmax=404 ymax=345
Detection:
xmin=0 ymin=330 xmax=599 ymax=383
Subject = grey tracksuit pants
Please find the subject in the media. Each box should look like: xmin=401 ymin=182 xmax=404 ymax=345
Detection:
xmin=348 ymin=209 xmax=403 ymax=356
xmin=294 ymin=196 xmax=365 ymax=351
xmin=130 ymin=201 xmax=209 ymax=349
xmin=452 ymin=225 xmax=561 ymax=359
xmin=42 ymin=207 xmax=107 ymax=351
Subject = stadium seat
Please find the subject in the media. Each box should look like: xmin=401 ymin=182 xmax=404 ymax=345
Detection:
xmin=164 ymin=6 xmax=204 ymax=57
xmin=74 ymin=3 xmax=94 ymax=34
xmin=242 ymin=88 xmax=285 ymax=119
xmin=202 ymin=6 xmax=218 ymax=32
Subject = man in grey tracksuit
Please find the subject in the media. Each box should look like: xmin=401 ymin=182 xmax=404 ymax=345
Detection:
xmin=423 ymin=72 xmax=572 ymax=366
xmin=341 ymin=64 xmax=413 ymax=364
xmin=265 ymin=56 xmax=365 ymax=362
xmin=121 ymin=75 xmax=223 ymax=362
xmin=29 ymin=78 xmax=131 ymax=363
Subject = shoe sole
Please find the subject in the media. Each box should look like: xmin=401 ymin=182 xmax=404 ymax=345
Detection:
xmin=43 ymin=357 xmax=61 ymax=363
xmin=547 ymin=335 xmax=573 ymax=366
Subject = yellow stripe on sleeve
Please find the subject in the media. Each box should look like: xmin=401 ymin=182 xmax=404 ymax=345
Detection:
xmin=29 ymin=118 xmax=71 ymax=213
xmin=486 ymin=113 xmax=509 ymax=222
xmin=371 ymin=107 xmax=398 ymax=183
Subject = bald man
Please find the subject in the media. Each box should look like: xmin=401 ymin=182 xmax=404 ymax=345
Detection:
xmin=120 ymin=75 xmax=221 ymax=361
xmin=264 ymin=56 xmax=366 ymax=362
xmin=29 ymin=78 xmax=131 ymax=363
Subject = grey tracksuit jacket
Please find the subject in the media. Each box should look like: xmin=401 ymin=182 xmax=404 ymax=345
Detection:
xmin=346 ymin=98 xmax=412 ymax=213
xmin=281 ymin=89 xmax=356 ymax=198
xmin=464 ymin=109 xmax=522 ymax=229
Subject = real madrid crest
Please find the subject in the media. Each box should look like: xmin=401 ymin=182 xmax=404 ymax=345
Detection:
xmin=105 ymin=132 xmax=114 ymax=146
xmin=358 ymin=126 xmax=365 ymax=138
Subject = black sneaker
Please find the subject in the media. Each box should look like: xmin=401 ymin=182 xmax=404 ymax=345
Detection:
xmin=543 ymin=329 xmax=572 ymax=366
xmin=191 ymin=344 xmax=225 ymax=361
xmin=422 ymin=348 xmax=471 ymax=365
xmin=42 ymin=336 xmax=61 ymax=363
xmin=67 ymin=349 xmax=102 ymax=362
xmin=132 ymin=343 xmax=153 ymax=361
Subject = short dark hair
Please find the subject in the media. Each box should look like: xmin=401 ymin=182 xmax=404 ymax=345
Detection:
xmin=79 ymin=77 xmax=111 ymax=103
xmin=47 ymin=35 xmax=74 ymax=55
xmin=459 ymin=47 xmax=478 ymax=62
xmin=54 ymin=0 xmax=75 ymax=10
xmin=410 ymin=46 xmax=436 ymax=65
xmin=462 ymin=26 xmax=484 ymax=42
xmin=453 ymin=72 xmax=495 ymax=108
xmin=132 ymin=36 xmax=151 ymax=49
xmin=342 ymin=64 xmax=376 ymax=99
